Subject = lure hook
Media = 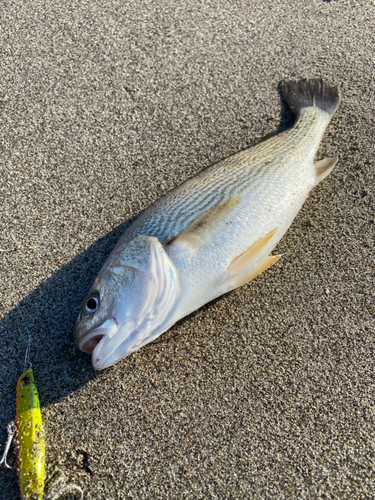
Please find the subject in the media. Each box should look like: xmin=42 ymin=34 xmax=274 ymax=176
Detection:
xmin=0 ymin=422 xmax=17 ymax=469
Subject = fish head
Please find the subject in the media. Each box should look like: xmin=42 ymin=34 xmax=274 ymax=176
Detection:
xmin=74 ymin=236 xmax=178 ymax=370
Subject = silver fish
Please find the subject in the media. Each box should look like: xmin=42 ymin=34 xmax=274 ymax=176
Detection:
xmin=75 ymin=78 xmax=340 ymax=370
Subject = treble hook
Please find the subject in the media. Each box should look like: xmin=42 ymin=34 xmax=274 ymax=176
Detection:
xmin=0 ymin=422 xmax=17 ymax=469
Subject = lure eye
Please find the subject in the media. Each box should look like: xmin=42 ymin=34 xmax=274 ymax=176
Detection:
xmin=83 ymin=292 xmax=100 ymax=314
xmin=20 ymin=375 xmax=31 ymax=386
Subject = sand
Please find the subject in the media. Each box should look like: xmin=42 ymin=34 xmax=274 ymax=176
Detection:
xmin=1 ymin=0 xmax=374 ymax=498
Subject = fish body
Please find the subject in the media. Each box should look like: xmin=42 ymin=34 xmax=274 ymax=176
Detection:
xmin=75 ymin=79 xmax=340 ymax=370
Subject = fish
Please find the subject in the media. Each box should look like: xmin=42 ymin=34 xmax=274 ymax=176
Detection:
xmin=75 ymin=78 xmax=340 ymax=370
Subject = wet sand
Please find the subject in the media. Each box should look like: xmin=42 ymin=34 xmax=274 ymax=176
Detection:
xmin=1 ymin=0 xmax=374 ymax=498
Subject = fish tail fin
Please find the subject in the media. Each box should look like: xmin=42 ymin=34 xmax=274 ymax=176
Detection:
xmin=281 ymin=78 xmax=340 ymax=117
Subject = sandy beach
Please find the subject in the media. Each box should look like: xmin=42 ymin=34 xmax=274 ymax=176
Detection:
xmin=1 ymin=0 xmax=374 ymax=498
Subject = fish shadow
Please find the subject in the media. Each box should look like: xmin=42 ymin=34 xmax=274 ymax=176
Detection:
xmin=0 ymin=85 xmax=294 ymax=423
xmin=276 ymin=82 xmax=294 ymax=133
xmin=0 ymin=205 xmax=224 ymax=496
xmin=248 ymin=83 xmax=293 ymax=146
xmin=0 ymin=215 xmax=139 ymax=428
xmin=0 ymin=207 xmax=229 ymax=496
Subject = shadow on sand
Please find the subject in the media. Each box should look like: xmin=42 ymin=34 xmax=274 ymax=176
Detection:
xmin=0 ymin=215 xmax=139 ymax=431
xmin=0 ymin=89 xmax=294 ymax=420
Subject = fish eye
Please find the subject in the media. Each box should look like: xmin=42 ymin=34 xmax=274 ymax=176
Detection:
xmin=83 ymin=292 xmax=100 ymax=314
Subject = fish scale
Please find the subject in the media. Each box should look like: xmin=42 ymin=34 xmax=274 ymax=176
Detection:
xmin=75 ymin=78 xmax=341 ymax=370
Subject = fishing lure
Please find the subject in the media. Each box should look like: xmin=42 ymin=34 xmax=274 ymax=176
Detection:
xmin=1 ymin=362 xmax=83 ymax=499
xmin=1 ymin=307 xmax=83 ymax=499
xmin=0 ymin=346 xmax=45 ymax=499
xmin=16 ymin=363 xmax=45 ymax=499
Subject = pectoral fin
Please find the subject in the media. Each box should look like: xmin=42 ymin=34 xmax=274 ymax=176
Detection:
xmin=171 ymin=195 xmax=241 ymax=249
xmin=228 ymin=228 xmax=281 ymax=290
xmin=314 ymin=157 xmax=338 ymax=186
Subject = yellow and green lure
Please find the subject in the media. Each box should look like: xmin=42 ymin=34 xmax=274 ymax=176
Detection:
xmin=2 ymin=363 xmax=82 ymax=499
xmin=16 ymin=366 xmax=45 ymax=500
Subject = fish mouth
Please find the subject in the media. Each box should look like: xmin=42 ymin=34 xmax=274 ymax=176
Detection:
xmin=92 ymin=336 xmax=110 ymax=370
xmin=79 ymin=318 xmax=118 ymax=356
xmin=91 ymin=325 xmax=149 ymax=371
xmin=81 ymin=333 xmax=105 ymax=353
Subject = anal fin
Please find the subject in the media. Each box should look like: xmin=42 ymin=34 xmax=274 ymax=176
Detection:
xmin=315 ymin=157 xmax=338 ymax=186
xmin=228 ymin=228 xmax=280 ymax=291
xmin=230 ymin=254 xmax=281 ymax=291
xmin=228 ymin=228 xmax=278 ymax=274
